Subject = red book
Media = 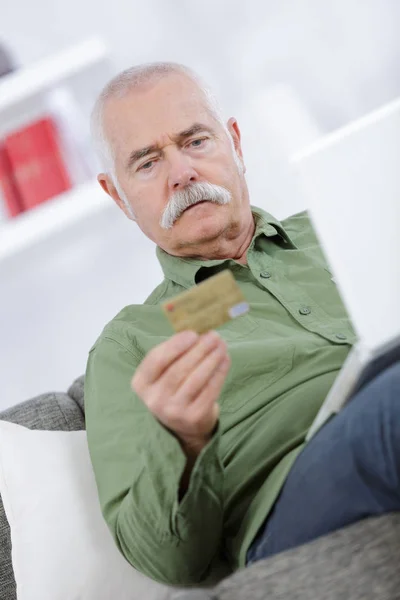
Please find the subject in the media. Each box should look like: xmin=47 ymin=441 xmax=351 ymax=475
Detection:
xmin=0 ymin=143 xmax=24 ymax=217
xmin=4 ymin=117 xmax=72 ymax=210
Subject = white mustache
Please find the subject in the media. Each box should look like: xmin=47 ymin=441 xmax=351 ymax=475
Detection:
xmin=160 ymin=181 xmax=232 ymax=230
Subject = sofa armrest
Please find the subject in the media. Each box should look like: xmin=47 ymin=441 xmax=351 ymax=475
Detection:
xmin=0 ymin=391 xmax=84 ymax=431
xmin=169 ymin=513 xmax=400 ymax=600
xmin=67 ymin=375 xmax=85 ymax=416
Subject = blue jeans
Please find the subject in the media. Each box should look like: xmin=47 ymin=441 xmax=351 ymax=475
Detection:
xmin=246 ymin=361 xmax=400 ymax=565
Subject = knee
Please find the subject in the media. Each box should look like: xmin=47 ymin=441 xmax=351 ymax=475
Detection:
xmin=377 ymin=361 xmax=400 ymax=392
xmin=367 ymin=361 xmax=400 ymax=420
xmin=350 ymin=361 xmax=400 ymax=421
xmin=345 ymin=362 xmax=400 ymax=485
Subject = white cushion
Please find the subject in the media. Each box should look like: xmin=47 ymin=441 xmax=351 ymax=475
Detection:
xmin=0 ymin=420 xmax=171 ymax=600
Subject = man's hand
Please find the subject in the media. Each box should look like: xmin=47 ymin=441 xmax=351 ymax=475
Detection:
xmin=131 ymin=330 xmax=230 ymax=449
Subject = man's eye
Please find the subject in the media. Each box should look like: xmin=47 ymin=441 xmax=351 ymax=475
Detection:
xmin=139 ymin=160 xmax=154 ymax=171
xmin=190 ymin=138 xmax=206 ymax=148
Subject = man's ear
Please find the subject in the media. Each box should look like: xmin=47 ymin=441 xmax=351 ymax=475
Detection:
xmin=227 ymin=117 xmax=246 ymax=173
xmin=97 ymin=174 xmax=136 ymax=221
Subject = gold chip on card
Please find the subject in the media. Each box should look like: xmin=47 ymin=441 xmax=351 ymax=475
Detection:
xmin=161 ymin=269 xmax=250 ymax=334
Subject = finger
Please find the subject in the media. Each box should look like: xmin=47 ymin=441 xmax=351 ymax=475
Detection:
xmin=132 ymin=330 xmax=199 ymax=393
xmin=178 ymin=402 xmax=220 ymax=443
xmin=157 ymin=358 xmax=229 ymax=440
xmin=159 ymin=331 xmax=224 ymax=394
xmin=176 ymin=345 xmax=230 ymax=403
xmin=180 ymin=357 xmax=230 ymax=435
xmin=190 ymin=355 xmax=231 ymax=412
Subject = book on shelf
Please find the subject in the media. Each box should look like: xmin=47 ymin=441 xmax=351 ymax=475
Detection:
xmin=4 ymin=116 xmax=72 ymax=212
xmin=0 ymin=143 xmax=23 ymax=218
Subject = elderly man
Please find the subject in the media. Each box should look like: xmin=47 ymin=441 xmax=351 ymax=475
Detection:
xmin=85 ymin=62 xmax=400 ymax=586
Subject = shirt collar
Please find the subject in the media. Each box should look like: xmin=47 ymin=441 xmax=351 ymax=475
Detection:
xmin=156 ymin=205 xmax=296 ymax=289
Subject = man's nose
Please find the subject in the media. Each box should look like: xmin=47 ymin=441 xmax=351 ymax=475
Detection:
xmin=167 ymin=152 xmax=199 ymax=191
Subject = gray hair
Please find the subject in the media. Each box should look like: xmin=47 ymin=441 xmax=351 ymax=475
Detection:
xmin=91 ymin=62 xmax=235 ymax=219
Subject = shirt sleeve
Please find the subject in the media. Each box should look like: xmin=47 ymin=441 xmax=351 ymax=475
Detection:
xmin=84 ymin=335 xmax=225 ymax=586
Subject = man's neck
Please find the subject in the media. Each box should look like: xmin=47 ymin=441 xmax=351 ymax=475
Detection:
xmin=178 ymin=213 xmax=256 ymax=264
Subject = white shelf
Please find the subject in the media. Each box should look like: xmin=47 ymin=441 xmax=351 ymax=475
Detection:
xmin=0 ymin=37 xmax=108 ymax=115
xmin=0 ymin=179 xmax=110 ymax=262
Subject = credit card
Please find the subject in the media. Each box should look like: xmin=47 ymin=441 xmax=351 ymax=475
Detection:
xmin=161 ymin=269 xmax=249 ymax=334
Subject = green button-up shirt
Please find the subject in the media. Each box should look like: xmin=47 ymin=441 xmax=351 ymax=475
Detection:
xmin=85 ymin=206 xmax=357 ymax=585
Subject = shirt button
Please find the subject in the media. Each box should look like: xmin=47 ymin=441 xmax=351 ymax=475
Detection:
xmin=335 ymin=333 xmax=347 ymax=340
xmin=299 ymin=306 xmax=311 ymax=315
xmin=260 ymin=271 xmax=271 ymax=279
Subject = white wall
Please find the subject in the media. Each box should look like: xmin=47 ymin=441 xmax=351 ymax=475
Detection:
xmin=0 ymin=0 xmax=399 ymax=408
xmin=1 ymin=0 xmax=399 ymax=128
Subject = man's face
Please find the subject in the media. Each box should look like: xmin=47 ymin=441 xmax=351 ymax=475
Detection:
xmin=100 ymin=74 xmax=249 ymax=257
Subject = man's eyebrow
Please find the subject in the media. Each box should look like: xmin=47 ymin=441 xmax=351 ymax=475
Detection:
xmin=174 ymin=123 xmax=214 ymax=140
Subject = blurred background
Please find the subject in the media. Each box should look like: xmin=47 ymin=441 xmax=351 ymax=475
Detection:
xmin=0 ymin=0 xmax=399 ymax=409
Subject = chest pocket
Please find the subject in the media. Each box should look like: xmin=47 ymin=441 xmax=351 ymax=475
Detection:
xmin=216 ymin=313 xmax=259 ymax=341
xmin=217 ymin=337 xmax=295 ymax=413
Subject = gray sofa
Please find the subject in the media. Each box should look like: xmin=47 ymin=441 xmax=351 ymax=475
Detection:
xmin=1 ymin=376 xmax=400 ymax=600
